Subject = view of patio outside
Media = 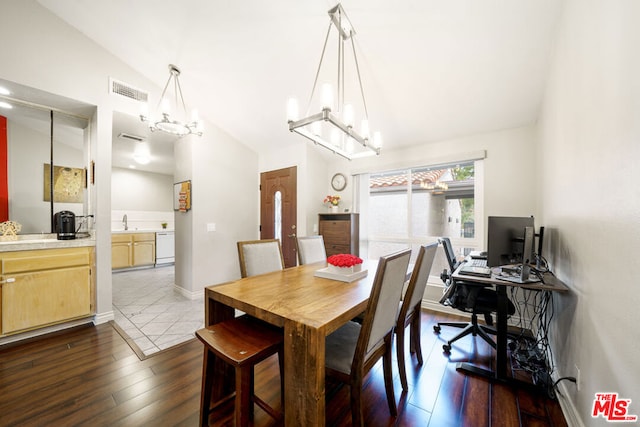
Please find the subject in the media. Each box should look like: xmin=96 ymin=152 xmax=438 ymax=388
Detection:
xmin=366 ymin=162 xmax=477 ymax=273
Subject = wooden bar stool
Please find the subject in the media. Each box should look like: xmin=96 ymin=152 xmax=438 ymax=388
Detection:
xmin=195 ymin=316 xmax=284 ymax=427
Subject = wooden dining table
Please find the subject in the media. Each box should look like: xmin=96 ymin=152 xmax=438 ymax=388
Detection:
xmin=204 ymin=260 xmax=377 ymax=426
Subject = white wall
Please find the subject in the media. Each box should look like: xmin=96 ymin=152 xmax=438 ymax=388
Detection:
xmin=174 ymin=137 xmax=194 ymax=295
xmin=538 ymin=0 xmax=640 ymax=425
xmin=111 ymin=167 xmax=173 ymax=212
xmin=111 ymin=167 xmax=174 ymax=231
xmin=192 ymin=125 xmax=259 ymax=291
xmin=173 ymin=123 xmax=259 ymax=296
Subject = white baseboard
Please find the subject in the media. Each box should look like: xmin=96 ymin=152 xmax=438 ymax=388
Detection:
xmin=554 ymin=382 xmax=585 ymax=427
xmin=93 ymin=311 xmax=115 ymax=325
xmin=550 ymin=361 xmax=585 ymax=427
xmin=174 ymin=284 xmax=202 ymax=300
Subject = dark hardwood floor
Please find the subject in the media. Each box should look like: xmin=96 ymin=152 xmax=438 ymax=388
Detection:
xmin=0 ymin=310 xmax=567 ymax=426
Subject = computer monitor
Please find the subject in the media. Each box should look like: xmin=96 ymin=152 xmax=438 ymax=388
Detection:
xmin=487 ymin=216 xmax=535 ymax=267
xmin=520 ymin=226 xmax=535 ymax=281
xmin=536 ymin=226 xmax=545 ymax=269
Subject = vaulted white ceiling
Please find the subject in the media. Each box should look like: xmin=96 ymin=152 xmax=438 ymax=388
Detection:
xmin=37 ymin=0 xmax=562 ymax=167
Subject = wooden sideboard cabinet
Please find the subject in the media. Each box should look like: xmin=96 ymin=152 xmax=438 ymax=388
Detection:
xmin=318 ymin=213 xmax=359 ymax=257
xmin=111 ymin=232 xmax=156 ymax=269
xmin=0 ymin=247 xmax=95 ymax=335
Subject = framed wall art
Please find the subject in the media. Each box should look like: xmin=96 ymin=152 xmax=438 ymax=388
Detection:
xmin=174 ymin=180 xmax=191 ymax=212
xmin=43 ymin=163 xmax=85 ymax=203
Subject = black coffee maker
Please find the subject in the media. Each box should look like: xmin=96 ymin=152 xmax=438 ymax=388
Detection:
xmin=54 ymin=211 xmax=76 ymax=240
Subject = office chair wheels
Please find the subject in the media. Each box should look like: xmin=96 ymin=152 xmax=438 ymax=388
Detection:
xmin=435 ymin=325 xmax=449 ymax=351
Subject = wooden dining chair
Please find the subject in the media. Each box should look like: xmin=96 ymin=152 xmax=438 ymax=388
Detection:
xmin=324 ymin=249 xmax=411 ymax=427
xmin=295 ymin=235 xmax=327 ymax=265
xmin=237 ymin=239 xmax=285 ymax=278
xmin=195 ymin=315 xmax=284 ymax=427
xmin=395 ymin=242 xmax=438 ymax=391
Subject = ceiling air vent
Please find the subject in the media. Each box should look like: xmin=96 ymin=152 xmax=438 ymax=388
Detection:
xmin=118 ymin=133 xmax=146 ymax=142
xmin=109 ymin=78 xmax=148 ymax=103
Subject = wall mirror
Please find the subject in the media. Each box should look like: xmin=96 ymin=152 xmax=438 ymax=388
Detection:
xmin=0 ymin=78 xmax=95 ymax=234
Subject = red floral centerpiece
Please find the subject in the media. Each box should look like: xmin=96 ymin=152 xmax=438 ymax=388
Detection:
xmin=327 ymin=254 xmax=363 ymax=274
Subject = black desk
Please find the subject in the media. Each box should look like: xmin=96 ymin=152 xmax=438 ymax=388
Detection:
xmin=451 ymin=265 xmax=568 ymax=393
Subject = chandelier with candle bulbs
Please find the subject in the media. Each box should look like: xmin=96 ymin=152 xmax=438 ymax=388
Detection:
xmin=140 ymin=64 xmax=203 ymax=137
xmin=287 ymin=3 xmax=381 ymax=160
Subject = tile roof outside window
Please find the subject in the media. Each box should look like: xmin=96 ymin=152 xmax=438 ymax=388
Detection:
xmin=369 ymin=170 xmax=446 ymax=189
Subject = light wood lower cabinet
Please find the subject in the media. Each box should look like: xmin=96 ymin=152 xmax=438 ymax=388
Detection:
xmin=111 ymin=233 xmax=156 ymax=269
xmin=0 ymin=247 xmax=94 ymax=335
xmin=132 ymin=235 xmax=155 ymax=267
xmin=112 ymin=234 xmax=132 ymax=269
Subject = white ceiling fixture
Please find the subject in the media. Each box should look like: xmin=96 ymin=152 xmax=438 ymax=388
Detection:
xmin=133 ymin=142 xmax=151 ymax=165
xmin=140 ymin=64 xmax=203 ymax=138
xmin=287 ymin=3 xmax=381 ymax=161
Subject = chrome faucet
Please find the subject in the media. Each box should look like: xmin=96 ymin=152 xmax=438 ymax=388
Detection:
xmin=122 ymin=214 xmax=128 ymax=230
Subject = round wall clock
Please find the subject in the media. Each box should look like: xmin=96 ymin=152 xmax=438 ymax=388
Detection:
xmin=331 ymin=173 xmax=347 ymax=191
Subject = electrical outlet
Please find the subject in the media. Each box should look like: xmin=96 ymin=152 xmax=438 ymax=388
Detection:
xmin=575 ymin=364 xmax=581 ymax=391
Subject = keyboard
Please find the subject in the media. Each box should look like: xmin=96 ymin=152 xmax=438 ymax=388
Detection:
xmin=468 ymin=258 xmax=487 ymax=267
xmin=458 ymin=265 xmax=492 ymax=278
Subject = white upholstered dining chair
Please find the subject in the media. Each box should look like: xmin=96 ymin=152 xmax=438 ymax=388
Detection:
xmin=324 ymin=249 xmax=411 ymax=427
xmin=237 ymin=239 xmax=285 ymax=278
xmin=395 ymin=242 xmax=437 ymax=391
xmin=295 ymin=235 xmax=327 ymax=265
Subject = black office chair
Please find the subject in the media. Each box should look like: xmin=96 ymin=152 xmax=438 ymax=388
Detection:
xmin=434 ymin=237 xmax=515 ymax=353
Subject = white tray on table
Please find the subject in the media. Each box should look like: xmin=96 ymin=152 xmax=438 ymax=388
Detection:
xmin=314 ymin=267 xmax=368 ymax=283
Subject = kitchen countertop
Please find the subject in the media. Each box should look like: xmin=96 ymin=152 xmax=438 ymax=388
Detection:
xmin=0 ymin=233 xmax=96 ymax=252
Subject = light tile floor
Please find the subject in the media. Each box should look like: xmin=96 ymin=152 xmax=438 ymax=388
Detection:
xmin=112 ymin=265 xmax=204 ymax=357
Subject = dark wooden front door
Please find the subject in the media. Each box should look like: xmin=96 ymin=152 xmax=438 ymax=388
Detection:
xmin=260 ymin=166 xmax=297 ymax=268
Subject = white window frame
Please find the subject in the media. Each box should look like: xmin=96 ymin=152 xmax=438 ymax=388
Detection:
xmin=357 ymin=159 xmax=484 ymax=262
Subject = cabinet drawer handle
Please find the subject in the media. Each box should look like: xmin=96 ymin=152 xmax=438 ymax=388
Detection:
xmin=0 ymin=277 xmax=16 ymax=284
